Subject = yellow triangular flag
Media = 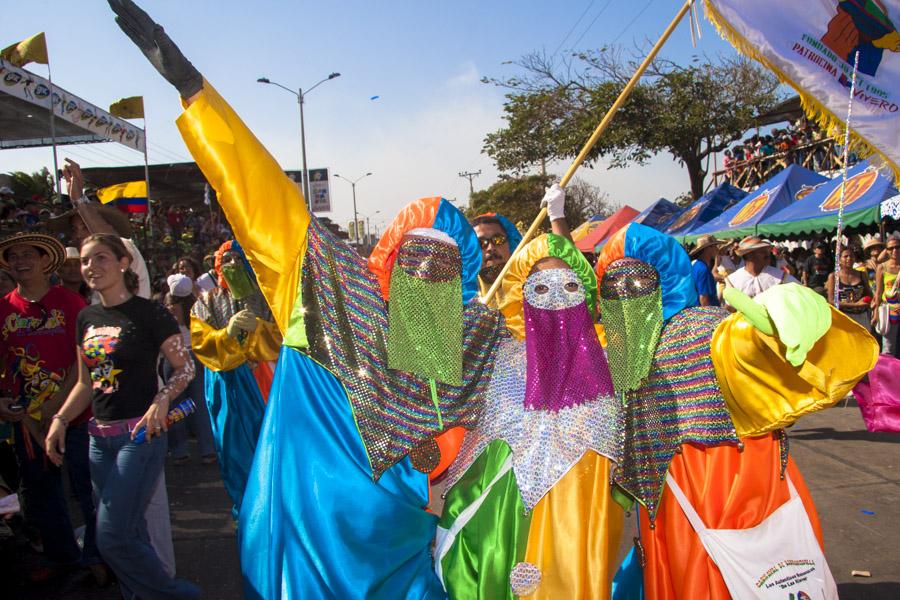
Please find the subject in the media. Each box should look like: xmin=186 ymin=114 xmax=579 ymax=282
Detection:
xmin=1 ymin=32 xmax=48 ymax=68
xmin=96 ymin=181 xmax=148 ymax=204
xmin=109 ymin=96 xmax=145 ymax=120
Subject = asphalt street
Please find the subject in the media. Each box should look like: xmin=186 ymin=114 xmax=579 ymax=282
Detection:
xmin=15 ymin=400 xmax=900 ymax=599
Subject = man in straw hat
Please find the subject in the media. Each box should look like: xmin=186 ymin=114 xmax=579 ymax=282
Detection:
xmin=690 ymin=234 xmax=726 ymax=306
xmin=724 ymin=236 xmax=798 ymax=303
xmin=0 ymin=232 xmax=106 ymax=581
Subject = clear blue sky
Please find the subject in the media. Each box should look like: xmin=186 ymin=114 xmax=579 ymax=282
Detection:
xmin=4 ymin=0 xmax=740 ymax=230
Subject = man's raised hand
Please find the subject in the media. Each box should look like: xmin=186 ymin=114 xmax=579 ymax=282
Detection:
xmin=108 ymin=0 xmax=203 ymax=98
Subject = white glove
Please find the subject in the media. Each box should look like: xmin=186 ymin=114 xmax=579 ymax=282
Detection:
xmin=541 ymin=183 xmax=566 ymax=221
xmin=226 ymin=309 xmax=258 ymax=338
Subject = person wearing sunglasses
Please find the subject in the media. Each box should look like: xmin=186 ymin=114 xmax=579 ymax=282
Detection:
xmin=0 ymin=232 xmax=105 ymax=583
xmin=471 ymin=185 xmax=571 ymax=308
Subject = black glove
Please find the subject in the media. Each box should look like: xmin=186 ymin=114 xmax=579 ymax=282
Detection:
xmin=108 ymin=0 xmax=203 ymax=99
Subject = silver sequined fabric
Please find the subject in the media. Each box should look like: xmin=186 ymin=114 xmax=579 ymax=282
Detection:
xmin=192 ymin=286 xmax=272 ymax=329
xmin=509 ymin=562 xmax=542 ymax=596
xmin=523 ymin=268 xmax=585 ymax=310
xmin=447 ymin=337 xmax=623 ymax=509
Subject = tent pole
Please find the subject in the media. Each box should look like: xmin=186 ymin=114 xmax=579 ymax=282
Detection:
xmin=482 ymin=0 xmax=696 ymax=305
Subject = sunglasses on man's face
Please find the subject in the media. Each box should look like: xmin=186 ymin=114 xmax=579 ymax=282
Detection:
xmin=478 ymin=235 xmax=508 ymax=250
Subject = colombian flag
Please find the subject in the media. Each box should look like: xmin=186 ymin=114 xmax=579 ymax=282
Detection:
xmin=96 ymin=181 xmax=148 ymax=213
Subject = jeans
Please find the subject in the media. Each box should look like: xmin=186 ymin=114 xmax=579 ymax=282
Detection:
xmin=883 ymin=321 xmax=900 ymax=357
xmin=90 ymin=431 xmax=200 ymax=600
xmin=13 ymin=422 xmax=81 ymax=565
xmin=165 ymin=358 xmax=216 ymax=459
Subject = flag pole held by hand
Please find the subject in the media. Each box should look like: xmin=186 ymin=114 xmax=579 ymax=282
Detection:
xmin=482 ymin=0 xmax=696 ymax=306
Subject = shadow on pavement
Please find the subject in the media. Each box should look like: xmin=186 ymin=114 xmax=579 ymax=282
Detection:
xmin=790 ymin=427 xmax=900 ymax=444
xmin=838 ymin=581 xmax=900 ymax=599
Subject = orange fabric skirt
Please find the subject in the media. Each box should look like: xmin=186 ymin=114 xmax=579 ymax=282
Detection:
xmin=640 ymin=434 xmax=824 ymax=600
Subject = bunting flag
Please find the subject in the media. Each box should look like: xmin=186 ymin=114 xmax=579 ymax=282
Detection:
xmin=96 ymin=181 xmax=148 ymax=213
xmin=0 ymin=32 xmax=48 ymax=67
xmin=704 ymin=0 xmax=900 ymax=178
xmin=109 ymin=96 xmax=145 ymax=119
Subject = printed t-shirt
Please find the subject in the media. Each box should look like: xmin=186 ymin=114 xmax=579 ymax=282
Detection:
xmin=691 ymin=259 xmax=720 ymax=306
xmin=804 ymin=255 xmax=831 ymax=290
xmin=0 ymin=286 xmax=88 ymax=423
xmin=77 ymin=296 xmax=180 ymax=422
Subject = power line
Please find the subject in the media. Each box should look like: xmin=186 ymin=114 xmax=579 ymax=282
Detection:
xmin=570 ymin=0 xmax=614 ymax=50
xmin=611 ymin=0 xmax=656 ymax=45
xmin=552 ymin=1 xmax=595 ymax=57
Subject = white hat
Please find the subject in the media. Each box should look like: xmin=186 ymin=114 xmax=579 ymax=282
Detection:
xmin=65 ymin=247 xmax=80 ymax=261
xmin=0 ymin=186 xmax=13 ymax=196
xmin=167 ymin=273 xmax=194 ymax=298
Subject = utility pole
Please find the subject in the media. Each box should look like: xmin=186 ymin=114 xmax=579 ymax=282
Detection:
xmin=458 ymin=170 xmax=481 ymax=197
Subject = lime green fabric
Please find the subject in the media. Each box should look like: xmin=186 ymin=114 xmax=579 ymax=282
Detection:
xmin=387 ymin=265 xmax=464 ymax=385
xmin=439 ymin=440 xmax=531 ymax=600
xmin=754 ymin=283 xmax=832 ymax=367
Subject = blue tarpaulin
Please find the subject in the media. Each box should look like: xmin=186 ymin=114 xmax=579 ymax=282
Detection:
xmin=632 ymin=198 xmax=683 ymax=231
xmin=686 ymin=165 xmax=828 ymax=241
xmin=757 ymin=161 xmax=898 ymax=237
xmin=666 ymin=183 xmax=747 ymax=238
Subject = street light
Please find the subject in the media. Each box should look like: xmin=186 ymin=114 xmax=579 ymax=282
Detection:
xmin=257 ymin=72 xmax=341 ymax=209
xmin=360 ymin=210 xmax=381 ymax=244
xmin=333 ymin=172 xmax=373 ymax=246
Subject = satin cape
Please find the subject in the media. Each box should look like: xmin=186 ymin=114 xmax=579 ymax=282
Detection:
xmin=639 ymin=436 xmax=824 ymax=600
xmin=178 ymin=83 xmax=447 ymax=599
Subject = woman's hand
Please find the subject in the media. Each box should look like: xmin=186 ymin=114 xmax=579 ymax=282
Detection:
xmin=132 ymin=398 xmax=170 ymax=442
xmin=45 ymin=418 xmax=67 ymax=466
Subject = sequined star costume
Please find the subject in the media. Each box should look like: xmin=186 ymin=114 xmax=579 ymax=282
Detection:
xmin=596 ymin=223 xmax=877 ymax=600
xmin=189 ymin=240 xmax=280 ymax=519
xmin=176 ymin=82 xmax=500 ymax=599
xmin=437 ymin=234 xmax=624 ymax=600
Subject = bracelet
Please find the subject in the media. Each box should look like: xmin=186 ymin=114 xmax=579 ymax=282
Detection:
xmin=52 ymin=414 xmax=69 ymax=427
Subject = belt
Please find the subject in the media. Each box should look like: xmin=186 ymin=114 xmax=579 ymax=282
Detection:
xmin=88 ymin=417 xmax=142 ymax=438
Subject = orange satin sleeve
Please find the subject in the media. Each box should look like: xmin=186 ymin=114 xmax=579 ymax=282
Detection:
xmin=640 ymin=436 xmax=823 ymax=600
xmin=522 ymin=453 xmax=624 ymax=600
xmin=430 ymin=426 xmax=466 ymax=481
xmin=367 ymin=197 xmax=441 ymax=300
xmin=711 ymin=308 xmax=878 ymax=437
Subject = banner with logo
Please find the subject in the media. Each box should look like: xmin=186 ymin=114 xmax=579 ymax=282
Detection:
xmin=308 ymin=168 xmax=331 ymax=213
xmin=0 ymin=57 xmax=145 ymax=152
xmin=758 ymin=160 xmax=898 ymax=236
xmin=705 ymin=0 xmax=900 ymax=179
xmin=686 ymin=165 xmax=828 ymax=241
xmin=666 ymin=182 xmax=747 ymax=238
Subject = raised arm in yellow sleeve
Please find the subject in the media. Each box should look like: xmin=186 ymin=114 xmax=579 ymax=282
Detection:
xmin=245 ymin=319 xmax=282 ymax=363
xmin=176 ymin=82 xmax=309 ymax=334
xmin=190 ymin=316 xmax=251 ymax=373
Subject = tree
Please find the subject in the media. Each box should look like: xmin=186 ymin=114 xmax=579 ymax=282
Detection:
xmin=4 ymin=168 xmax=56 ymax=203
xmin=466 ymin=174 xmax=616 ymax=232
xmin=483 ymin=49 xmax=782 ymax=200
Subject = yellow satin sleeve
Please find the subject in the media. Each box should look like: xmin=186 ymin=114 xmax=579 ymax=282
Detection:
xmin=711 ymin=307 xmax=879 ymax=437
xmin=522 ymin=453 xmax=623 ymax=600
xmin=176 ymin=82 xmax=309 ymax=334
xmin=190 ymin=317 xmax=248 ymax=372
xmin=245 ymin=319 xmax=282 ymax=363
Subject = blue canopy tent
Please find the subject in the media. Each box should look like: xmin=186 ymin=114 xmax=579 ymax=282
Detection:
xmin=757 ymin=161 xmax=898 ymax=238
xmin=666 ymin=182 xmax=747 ymax=239
xmin=632 ymin=198 xmax=683 ymax=231
xmin=684 ymin=165 xmax=828 ymax=242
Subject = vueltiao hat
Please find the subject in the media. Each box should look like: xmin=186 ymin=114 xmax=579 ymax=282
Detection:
xmin=734 ymin=235 xmax=773 ymax=257
xmin=0 ymin=232 xmax=66 ymax=274
xmin=689 ymin=234 xmax=726 ymax=258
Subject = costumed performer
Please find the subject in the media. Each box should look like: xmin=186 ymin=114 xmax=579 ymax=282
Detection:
xmin=190 ymin=240 xmax=281 ymax=519
xmin=436 ymin=232 xmax=623 ymax=600
xmin=108 ymin=2 xmax=502 ymax=597
xmin=595 ymin=223 xmax=877 ymax=600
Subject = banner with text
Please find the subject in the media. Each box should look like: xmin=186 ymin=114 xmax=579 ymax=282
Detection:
xmin=705 ymin=0 xmax=900 ymax=177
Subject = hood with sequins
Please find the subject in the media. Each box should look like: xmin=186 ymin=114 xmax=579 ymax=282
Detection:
xmin=368 ymin=197 xmax=481 ymax=303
